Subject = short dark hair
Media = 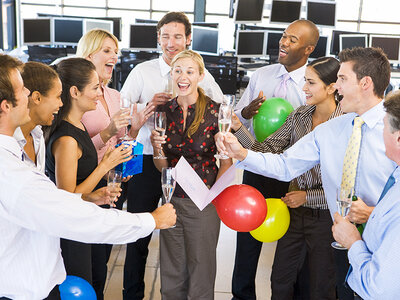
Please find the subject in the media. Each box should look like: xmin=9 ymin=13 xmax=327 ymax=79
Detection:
xmin=21 ymin=61 xmax=59 ymax=97
xmin=157 ymin=12 xmax=191 ymax=37
xmin=338 ymin=47 xmax=390 ymax=98
xmin=0 ymin=54 xmax=23 ymax=108
xmin=384 ymin=91 xmax=400 ymax=132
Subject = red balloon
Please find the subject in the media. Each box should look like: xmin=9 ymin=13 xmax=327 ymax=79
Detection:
xmin=213 ymin=184 xmax=267 ymax=232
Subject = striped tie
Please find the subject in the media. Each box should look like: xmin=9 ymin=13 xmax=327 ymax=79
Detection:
xmin=340 ymin=117 xmax=365 ymax=192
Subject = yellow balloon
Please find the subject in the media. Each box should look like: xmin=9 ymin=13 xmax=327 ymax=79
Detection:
xmin=250 ymin=198 xmax=290 ymax=243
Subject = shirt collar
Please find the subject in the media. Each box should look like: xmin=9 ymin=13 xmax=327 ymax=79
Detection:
xmin=169 ymin=97 xmax=196 ymax=112
xmin=393 ymin=166 xmax=400 ymax=180
xmin=276 ymin=63 xmax=307 ymax=85
xmin=0 ymin=134 xmax=24 ymax=159
xmin=359 ymin=100 xmax=385 ymax=129
xmin=159 ymin=56 xmax=171 ymax=77
xmin=13 ymin=125 xmax=43 ymax=149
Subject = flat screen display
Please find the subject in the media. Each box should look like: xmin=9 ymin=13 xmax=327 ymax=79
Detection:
xmin=236 ymin=30 xmax=266 ymax=57
xmin=234 ymin=0 xmax=265 ymax=23
xmin=129 ymin=24 xmax=158 ymax=51
xmin=53 ymin=18 xmax=83 ymax=45
xmin=191 ymin=26 xmax=219 ymax=55
xmin=23 ymin=18 xmax=52 ymax=45
xmin=310 ymin=36 xmax=328 ymax=59
xmin=339 ymin=34 xmax=368 ymax=51
xmin=370 ymin=35 xmax=400 ymax=61
xmin=307 ymin=0 xmax=336 ymax=27
xmin=270 ymin=0 xmax=301 ymax=23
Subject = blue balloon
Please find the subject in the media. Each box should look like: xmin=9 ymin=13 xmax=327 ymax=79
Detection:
xmin=59 ymin=275 xmax=97 ymax=300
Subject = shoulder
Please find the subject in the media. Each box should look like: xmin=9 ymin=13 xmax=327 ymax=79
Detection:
xmin=103 ymin=85 xmax=120 ymax=100
xmin=135 ymin=58 xmax=159 ymax=72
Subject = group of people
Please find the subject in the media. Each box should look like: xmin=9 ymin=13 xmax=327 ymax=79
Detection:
xmin=0 ymin=9 xmax=400 ymax=300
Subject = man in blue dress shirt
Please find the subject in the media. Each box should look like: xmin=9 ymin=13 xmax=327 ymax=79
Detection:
xmin=218 ymin=47 xmax=398 ymax=298
xmin=332 ymin=90 xmax=400 ymax=300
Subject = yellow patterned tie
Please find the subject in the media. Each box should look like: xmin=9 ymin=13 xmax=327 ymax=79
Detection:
xmin=340 ymin=116 xmax=365 ymax=191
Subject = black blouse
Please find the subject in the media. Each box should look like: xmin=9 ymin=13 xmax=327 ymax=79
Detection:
xmin=160 ymin=97 xmax=220 ymax=198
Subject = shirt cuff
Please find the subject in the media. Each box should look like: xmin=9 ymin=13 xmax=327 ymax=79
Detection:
xmin=135 ymin=212 xmax=156 ymax=234
xmin=236 ymin=149 xmax=257 ymax=168
xmin=348 ymin=239 xmax=368 ymax=267
xmin=234 ymin=125 xmax=255 ymax=149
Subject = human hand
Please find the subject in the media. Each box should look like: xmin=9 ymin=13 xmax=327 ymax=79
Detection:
xmin=100 ymin=144 xmax=133 ymax=171
xmin=148 ymin=92 xmax=171 ymax=107
xmin=332 ymin=212 xmax=362 ymax=249
xmin=241 ymin=91 xmax=266 ymax=120
xmin=281 ymin=191 xmax=307 ymax=208
xmin=216 ymin=132 xmax=248 ymax=161
xmin=105 ymin=108 xmax=131 ymax=138
xmin=81 ymin=186 xmax=121 ymax=207
xmin=347 ymin=197 xmax=374 ymax=223
xmin=130 ymin=103 xmax=155 ymax=133
xmin=150 ymin=129 xmax=166 ymax=152
xmin=231 ymin=113 xmax=243 ymax=132
xmin=151 ymin=203 xmax=177 ymax=229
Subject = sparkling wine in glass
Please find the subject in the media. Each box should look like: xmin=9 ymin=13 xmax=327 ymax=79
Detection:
xmin=120 ymin=97 xmax=133 ymax=141
xmin=161 ymin=167 xmax=176 ymax=228
xmin=332 ymin=187 xmax=354 ymax=250
xmin=164 ymin=77 xmax=175 ymax=99
xmin=215 ymin=102 xmax=233 ymax=159
xmin=107 ymin=169 xmax=122 ymax=207
xmin=154 ymin=111 xmax=167 ymax=159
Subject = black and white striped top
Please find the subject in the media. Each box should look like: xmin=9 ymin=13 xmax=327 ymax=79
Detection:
xmin=234 ymin=104 xmax=343 ymax=209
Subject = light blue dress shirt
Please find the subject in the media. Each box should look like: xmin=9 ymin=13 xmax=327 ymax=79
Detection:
xmin=237 ymin=101 xmax=397 ymax=217
xmin=347 ymin=167 xmax=400 ymax=299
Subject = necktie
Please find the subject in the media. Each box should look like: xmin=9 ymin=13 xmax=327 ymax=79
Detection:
xmin=273 ymin=73 xmax=290 ymax=99
xmin=340 ymin=117 xmax=365 ymax=192
xmin=378 ymin=172 xmax=396 ymax=203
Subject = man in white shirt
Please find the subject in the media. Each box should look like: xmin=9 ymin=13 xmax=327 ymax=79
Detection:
xmin=232 ymin=20 xmax=320 ymax=300
xmin=0 ymin=54 xmax=176 ymax=300
xmin=120 ymin=11 xmax=223 ymax=300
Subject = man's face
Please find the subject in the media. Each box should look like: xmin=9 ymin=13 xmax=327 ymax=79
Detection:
xmin=158 ymin=22 xmax=191 ymax=65
xmin=278 ymin=22 xmax=311 ymax=71
xmin=9 ymin=69 xmax=31 ymax=127
xmin=334 ymin=62 xmax=362 ymax=113
xmin=383 ymin=114 xmax=398 ymax=162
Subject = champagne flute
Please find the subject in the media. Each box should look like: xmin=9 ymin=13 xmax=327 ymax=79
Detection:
xmin=331 ymin=187 xmax=354 ymax=250
xmin=107 ymin=169 xmax=122 ymax=207
xmin=154 ymin=111 xmax=167 ymax=159
xmin=164 ymin=77 xmax=174 ymax=99
xmin=161 ymin=167 xmax=176 ymax=228
xmin=215 ymin=102 xmax=233 ymax=159
xmin=120 ymin=97 xmax=133 ymax=141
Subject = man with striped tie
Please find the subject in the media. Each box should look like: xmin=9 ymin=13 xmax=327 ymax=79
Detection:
xmin=332 ymin=90 xmax=400 ymax=299
xmin=218 ymin=47 xmax=398 ymax=299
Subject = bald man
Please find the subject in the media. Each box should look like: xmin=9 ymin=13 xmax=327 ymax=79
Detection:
xmin=232 ymin=20 xmax=324 ymax=300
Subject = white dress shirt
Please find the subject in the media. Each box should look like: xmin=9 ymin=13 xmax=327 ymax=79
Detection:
xmin=347 ymin=167 xmax=400 ymax=299
xmin=237 ymin=101 xmax=397 ymax=217
xmin=120 ymin=56 xmax=224 ymax=154
xmin=235 ymin=63 xmax=307 ymax=136
xmin=0 ymin=135 xmax=156 ymax=300
xmin=13 ymin=125 xmax=46 ymax=173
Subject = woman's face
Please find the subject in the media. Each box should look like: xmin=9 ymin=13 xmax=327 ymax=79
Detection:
xmin=33 ymin=78 xmax=63 ymax=126
xmin=76 ymin=70 xmax=102 ymax=112
xmin=303 ymin=66 xmax=334 ymax=106
xmin=171 ymin=57 xmax=204 ymax=98
xmin=87 ymin=37 xmax=118 ymax=82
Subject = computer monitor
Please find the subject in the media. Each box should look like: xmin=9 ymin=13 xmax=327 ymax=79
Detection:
xmin=234 ymin=0 xmax=265 ymax=24
xmin=83 ymin=19 xmax=113 ymax=35
xmin=129 ymin=24 xmax=158 ymax=51
xmin=339 ymin=34 xmax=368 ymax=51
xmin=270 ymin=0 xmax=301 ymax=24
xmin=135 ymin=18 xmax=158 ymax=24
xmin=23 ymin=18 xmax=52 ymax=45
xmin=236 ymin=30 xmax=266 ymax=58
xmin=330 ymin=30 xmax=358 ymax=56
xmin=266 ymin=31 xmax=283 ymax=57
xmin=192 ymin=22 xmax=219 ymax=29
xmin=306 ymin=0 xmax=336 ymax=27
xmin=309 ymin=36 xmax=328 ymax=59
xmin=370 ymin=35 xmax=400 ymax=62
xmin=53 ymin=17 xmax=84 ymax=46
xmin=191 ymin=26 xmax=219 ymax=55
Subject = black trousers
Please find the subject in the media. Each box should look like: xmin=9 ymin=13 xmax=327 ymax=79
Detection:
xmin=334 ymin=248 xmax=355 ymax=300
xmin=91 ymin=179 xmax=127 ymax=300
xmin=232 ymin=171 xmax=290 ymax=300
xmin=123 ymin=155 xmax=162 ymax=300
xmin=271 ymin=206 xmax=336 ymax=300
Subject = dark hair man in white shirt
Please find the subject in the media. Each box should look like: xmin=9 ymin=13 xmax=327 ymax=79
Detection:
xmin=0 ymin=54 xmax=176 ymax=300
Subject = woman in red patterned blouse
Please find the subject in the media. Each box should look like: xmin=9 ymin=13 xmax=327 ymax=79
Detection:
xmin=150 ymin=50 xmax=232 ymax=299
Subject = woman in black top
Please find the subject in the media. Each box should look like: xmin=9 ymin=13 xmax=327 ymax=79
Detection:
xmin=46 ymin=58 xmax=132 ymax=283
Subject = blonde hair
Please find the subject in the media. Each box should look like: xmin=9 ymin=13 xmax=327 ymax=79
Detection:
xmin=171 ymin=50 xmax=208 ymax=138
xmin=76 ymin=28 xmax=119 ymax=85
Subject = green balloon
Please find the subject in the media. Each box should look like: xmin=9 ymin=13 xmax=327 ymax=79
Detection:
xmin=253 ymin=97 xmax=294 ymax=142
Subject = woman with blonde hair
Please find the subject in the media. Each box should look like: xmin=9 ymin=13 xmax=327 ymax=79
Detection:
xmin=76 ymin=29 xmax=153 ymax=299
xmin=151 ymin=50 xmax=232 ymax=299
